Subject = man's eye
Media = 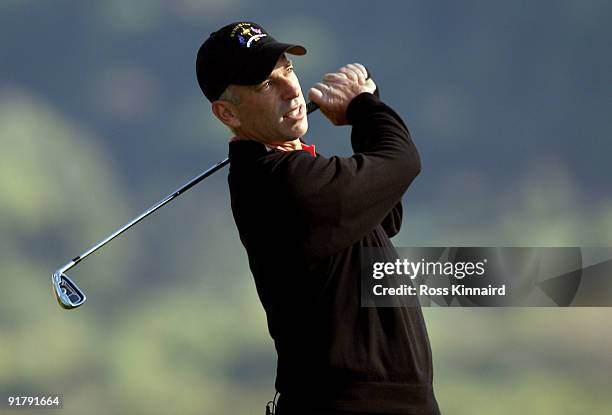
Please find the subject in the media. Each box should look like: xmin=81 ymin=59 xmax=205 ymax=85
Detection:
xmin=257 ymin=81 xmax=272 ymax=91
xmin=287 ymin=66 xmax=294 ymax=72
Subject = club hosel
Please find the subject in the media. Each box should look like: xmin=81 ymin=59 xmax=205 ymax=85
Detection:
xmin=57 ymin=259 xmax=79 ymax=275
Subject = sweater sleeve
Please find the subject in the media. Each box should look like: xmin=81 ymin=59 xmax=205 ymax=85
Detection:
xmin=350 ymin=92 xmax=410 ymax=239
xmin=275 ymin=92 xmax=420 ymax=258
xmin=380 ymin=201 xmax=403 ymax=238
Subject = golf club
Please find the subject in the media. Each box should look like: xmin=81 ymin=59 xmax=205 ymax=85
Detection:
xmin=52 ymin=100 xmax=321 ymax=309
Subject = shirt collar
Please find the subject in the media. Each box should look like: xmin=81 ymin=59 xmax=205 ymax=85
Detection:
xmin=259 ymin=139 xmax=316 ymax=157
xmin=300 ymin=142 xmax=316 ymax=157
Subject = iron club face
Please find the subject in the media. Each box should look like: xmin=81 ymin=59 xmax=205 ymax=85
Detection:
xmin=53 ymin=272 xmax=86 ymax=309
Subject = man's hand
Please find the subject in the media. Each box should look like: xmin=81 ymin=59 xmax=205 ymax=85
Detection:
xmin=307 ymin=63 xmax=376 ymax=126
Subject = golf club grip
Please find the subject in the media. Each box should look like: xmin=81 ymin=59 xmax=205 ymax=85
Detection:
xmin=306 ymin=67 xmax=372 ymax=114
xmin=306 ymin=101 xmax=319 ymax=114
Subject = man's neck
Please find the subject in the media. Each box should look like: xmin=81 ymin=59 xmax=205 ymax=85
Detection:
xmin=230 ymin=136 xmax=302 ymax=152
xmin=266 ymin=139 xmax=302 ymax=152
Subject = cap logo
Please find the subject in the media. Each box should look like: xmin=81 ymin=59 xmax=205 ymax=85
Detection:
xmin=230 ymin=22 xmax=267 ymax=48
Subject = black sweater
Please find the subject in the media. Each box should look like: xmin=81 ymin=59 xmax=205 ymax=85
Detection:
xmin=228 ymin=93 xmax=440 ymax=414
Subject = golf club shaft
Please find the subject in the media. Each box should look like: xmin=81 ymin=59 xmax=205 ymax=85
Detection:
xmin=58 ymin=101 xmax=321 ymax=274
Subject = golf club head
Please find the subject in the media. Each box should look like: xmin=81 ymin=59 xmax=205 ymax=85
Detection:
xmin=52 ymin=271 xmax=86 ymax=309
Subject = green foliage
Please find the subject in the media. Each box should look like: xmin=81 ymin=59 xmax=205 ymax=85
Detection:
xmin=2 ymin=2 xmax=612 ymax=413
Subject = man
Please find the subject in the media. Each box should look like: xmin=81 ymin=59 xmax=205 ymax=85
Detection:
xmin=196 ymin=22 xmax=440 ymax=415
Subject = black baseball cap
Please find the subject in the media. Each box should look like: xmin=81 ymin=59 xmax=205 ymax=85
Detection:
xmin=196 ymin=22 xmax=307 ymax=102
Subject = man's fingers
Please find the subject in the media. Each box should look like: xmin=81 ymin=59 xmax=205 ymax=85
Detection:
xmin=338 ymin=66 xmax=360 ymax=82
xmin=307 ymin=87 xmax=324 ymax=105
xmin=346 ymin=63 xmax=367 ymax=84
xmin=323 ymin=73 xmax=349 ymax=83
xmin=308 ymin=63 xmax=373 ymax=126
xmin=313 ymin=81 xmax=332 ymax=93
xmin=309 ymin=81 xmax=334 ymax=105
xmin=352 ymin=63 xmax=369 ymax=79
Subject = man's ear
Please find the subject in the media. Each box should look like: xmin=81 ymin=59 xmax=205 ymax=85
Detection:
xmin=211 ymin=101 xmax=241 ymax=129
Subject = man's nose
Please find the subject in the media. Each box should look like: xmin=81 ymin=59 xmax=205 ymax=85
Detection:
xmin=281 ymin=78 xmax=300 ymax=100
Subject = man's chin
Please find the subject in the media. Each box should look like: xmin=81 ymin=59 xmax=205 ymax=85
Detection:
xmin=290 ymin=120 xmax=308 ymax=139
xmin=260 ymin=121 xmax=308 ymax=144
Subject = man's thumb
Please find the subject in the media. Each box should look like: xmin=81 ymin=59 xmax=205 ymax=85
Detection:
xmin=308 ymin=87 xmax=324 ymax=105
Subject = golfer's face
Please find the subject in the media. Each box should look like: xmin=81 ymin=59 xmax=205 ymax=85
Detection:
xmin=236 ymin=55 xmax=308 ymax=143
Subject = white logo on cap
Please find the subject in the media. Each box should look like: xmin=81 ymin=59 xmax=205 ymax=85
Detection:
xmin=231 ymin=23 xmax=268 ymax=48
xmin=246 ymin=34 xmax=267 ymax=47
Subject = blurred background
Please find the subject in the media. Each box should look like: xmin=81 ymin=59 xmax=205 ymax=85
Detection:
xmin=1 ymin=0 xmax=611 ymax=414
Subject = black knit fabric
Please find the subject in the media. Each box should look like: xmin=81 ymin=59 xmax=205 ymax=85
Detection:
xmin=228 ymin=93 xmax=440 ymax=414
